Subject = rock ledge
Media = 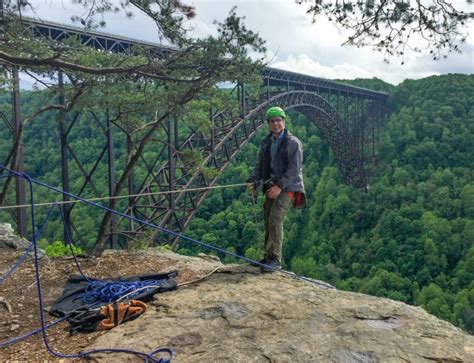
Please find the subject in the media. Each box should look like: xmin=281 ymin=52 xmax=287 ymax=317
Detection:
xmin=89 ymin=251 xmax=474 ymax=362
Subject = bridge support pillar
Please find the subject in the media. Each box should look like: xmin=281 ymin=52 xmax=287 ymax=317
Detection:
xmin=12 ymin=68 xmax=27 ymax=237
xmin=127 ymin=134 xmax=135 ymax=233
xmin=106 ymin=109 xmax=117 ymax=249
xmin=266 ymin=77 xmax=270 ymax=100
xmin=209 ymin=108 xmax=215 ymax=153
xmin=238 ymin=83 xmax=246 ymax=118
xmin=167 ymin=117 xmax=176 ymax=211
xmin=58 ymin=71 xmax=73 ymax=243
xmin=167 ymin=117 xmax=176 ymax=246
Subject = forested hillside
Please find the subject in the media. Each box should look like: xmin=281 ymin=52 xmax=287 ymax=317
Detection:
xmin=0 ymin=74 xmax=473 ymax=333
xmin=186 ymin=74 xmax=474 ymax=334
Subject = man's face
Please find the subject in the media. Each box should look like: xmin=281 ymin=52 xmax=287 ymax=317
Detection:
xmin=268 ymin=117 xmax=285 ymax=135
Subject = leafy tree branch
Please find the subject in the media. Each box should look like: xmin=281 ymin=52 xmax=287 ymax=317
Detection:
xmin=297 ymin=0 xmax=473 ymax=61
xmin=0 ymin=1 xmax=266 ymax=255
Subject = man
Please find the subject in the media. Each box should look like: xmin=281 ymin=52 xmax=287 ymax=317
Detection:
xmin=247 ymin=106 xmax=306 ymax=272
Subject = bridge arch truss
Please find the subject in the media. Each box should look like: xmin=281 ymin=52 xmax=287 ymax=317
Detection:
xmin=0 ymin=18 xmax=388 ymax=248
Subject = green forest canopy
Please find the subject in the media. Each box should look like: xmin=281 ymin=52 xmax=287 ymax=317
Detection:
xmin=0 ymin=74 xmax=473 ymax=334
xmin=186 ymin=74 xmax=474 ymax=334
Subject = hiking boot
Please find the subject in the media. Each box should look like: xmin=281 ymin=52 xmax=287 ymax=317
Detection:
xmin=250 ymin=258 xmax=269 ymax=267
xmin=260 ymin=258 xmax=281 ymax=273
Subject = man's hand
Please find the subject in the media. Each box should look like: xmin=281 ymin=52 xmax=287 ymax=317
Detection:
xmin=266 ymin=185 xmax=281 ymax=199
xmin=247 ymin=183 xmax=258 ymax=197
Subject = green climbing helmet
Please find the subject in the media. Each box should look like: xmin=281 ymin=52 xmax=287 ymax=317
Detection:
xmin=266 ymin=106 xmax=286 ymax=120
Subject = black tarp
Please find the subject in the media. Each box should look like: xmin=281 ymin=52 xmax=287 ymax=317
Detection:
xmin=50 ymin=270 xmax=178 ymax=317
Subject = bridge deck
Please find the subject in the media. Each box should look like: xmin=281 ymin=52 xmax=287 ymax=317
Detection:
xmin=21 ymin=17 xmax=388 ymax=101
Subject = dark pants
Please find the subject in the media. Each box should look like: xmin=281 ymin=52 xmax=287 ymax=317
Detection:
xmin=263 ymin=192 xmax=291 ymax=263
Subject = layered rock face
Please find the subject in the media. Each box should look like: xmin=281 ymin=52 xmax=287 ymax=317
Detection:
xmin=0 ymin=223 xmax=29 ymax=250
xmin=90 ymin=252 xmax=474 ymax=363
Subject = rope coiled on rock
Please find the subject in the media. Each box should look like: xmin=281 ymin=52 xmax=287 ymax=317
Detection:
xmin=83 ymin=279 xmax=163 ymax=304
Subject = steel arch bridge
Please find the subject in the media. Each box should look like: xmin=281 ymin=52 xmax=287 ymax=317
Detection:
xmin=0 ymin=18 xmax=388 ymax=248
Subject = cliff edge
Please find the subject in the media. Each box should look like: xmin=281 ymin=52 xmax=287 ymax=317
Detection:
xmin=0 ymin=221 xmax=472 ymax=362
xmin=89 ymin=250 xmax=473 ymax=362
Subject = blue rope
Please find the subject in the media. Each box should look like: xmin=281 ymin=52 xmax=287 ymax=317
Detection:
xmin=0 ymin=173 xmax=16 ymax=179
xmin=57 ymin=205 xmax=90 ymax=280
xmin=0 ymin=169 xmax=172 ymax=363
xmin=0 ymin=165 xmax=333 ymax=287
xmin=83 ymin=279 xmax=163 ymax=304
xmin=1 ymin=164 xmax=335 ymax=287
xmin=0 ymin=165 xmax=334 ymax=361
xmin=0 ymin=242 xmax=34 ymax=285
xmin=0 ymin=317 xmax=67 ymax=348
xmin=0 ymin=202 xmax=58 ymax=285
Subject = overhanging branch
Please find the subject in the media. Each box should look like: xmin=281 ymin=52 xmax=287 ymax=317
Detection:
xmin=0 ymin=50 xmax=203 ymax=83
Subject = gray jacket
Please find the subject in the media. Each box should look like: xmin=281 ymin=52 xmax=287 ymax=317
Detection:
xmin=248 ymin=128 xmax=305 ymax=194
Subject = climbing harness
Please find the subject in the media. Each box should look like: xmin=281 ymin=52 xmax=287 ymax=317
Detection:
xmin=0 ymin=167 xmax=173 ymax=363
xmin=49 ymin=271 xmax=178 ymax=317
xmin=68 ymin=300 xmax=147 ymax=334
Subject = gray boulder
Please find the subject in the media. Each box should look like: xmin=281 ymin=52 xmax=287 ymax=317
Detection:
xmin=0 ymin=223 xmax=30 ymax=250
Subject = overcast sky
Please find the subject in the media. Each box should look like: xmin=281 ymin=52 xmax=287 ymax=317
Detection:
xmin=24 ymin=0 xmax=474 ymax=85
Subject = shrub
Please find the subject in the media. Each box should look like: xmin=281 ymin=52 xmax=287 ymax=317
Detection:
xmin=45 ymin=241 xmax=83 ymax=258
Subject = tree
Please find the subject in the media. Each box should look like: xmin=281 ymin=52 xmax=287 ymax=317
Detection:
xmin=0 ymin=0 xmax=266 ymax=254
xmin=297 ymin=0 xmax=474 ymax=61
xmin=416 ymin=283 xmax=452 ymax=321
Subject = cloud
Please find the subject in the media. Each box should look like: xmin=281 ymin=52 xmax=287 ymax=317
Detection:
xmin=270 ymin=54 xmax=439 ymax=85
xmin=188 ymin=0 xmax=472 ymax=84
xmin=22 ymin=0 xmax=474 ymax=85
xmin=272 ymin=54 xmax=373 ymax=80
